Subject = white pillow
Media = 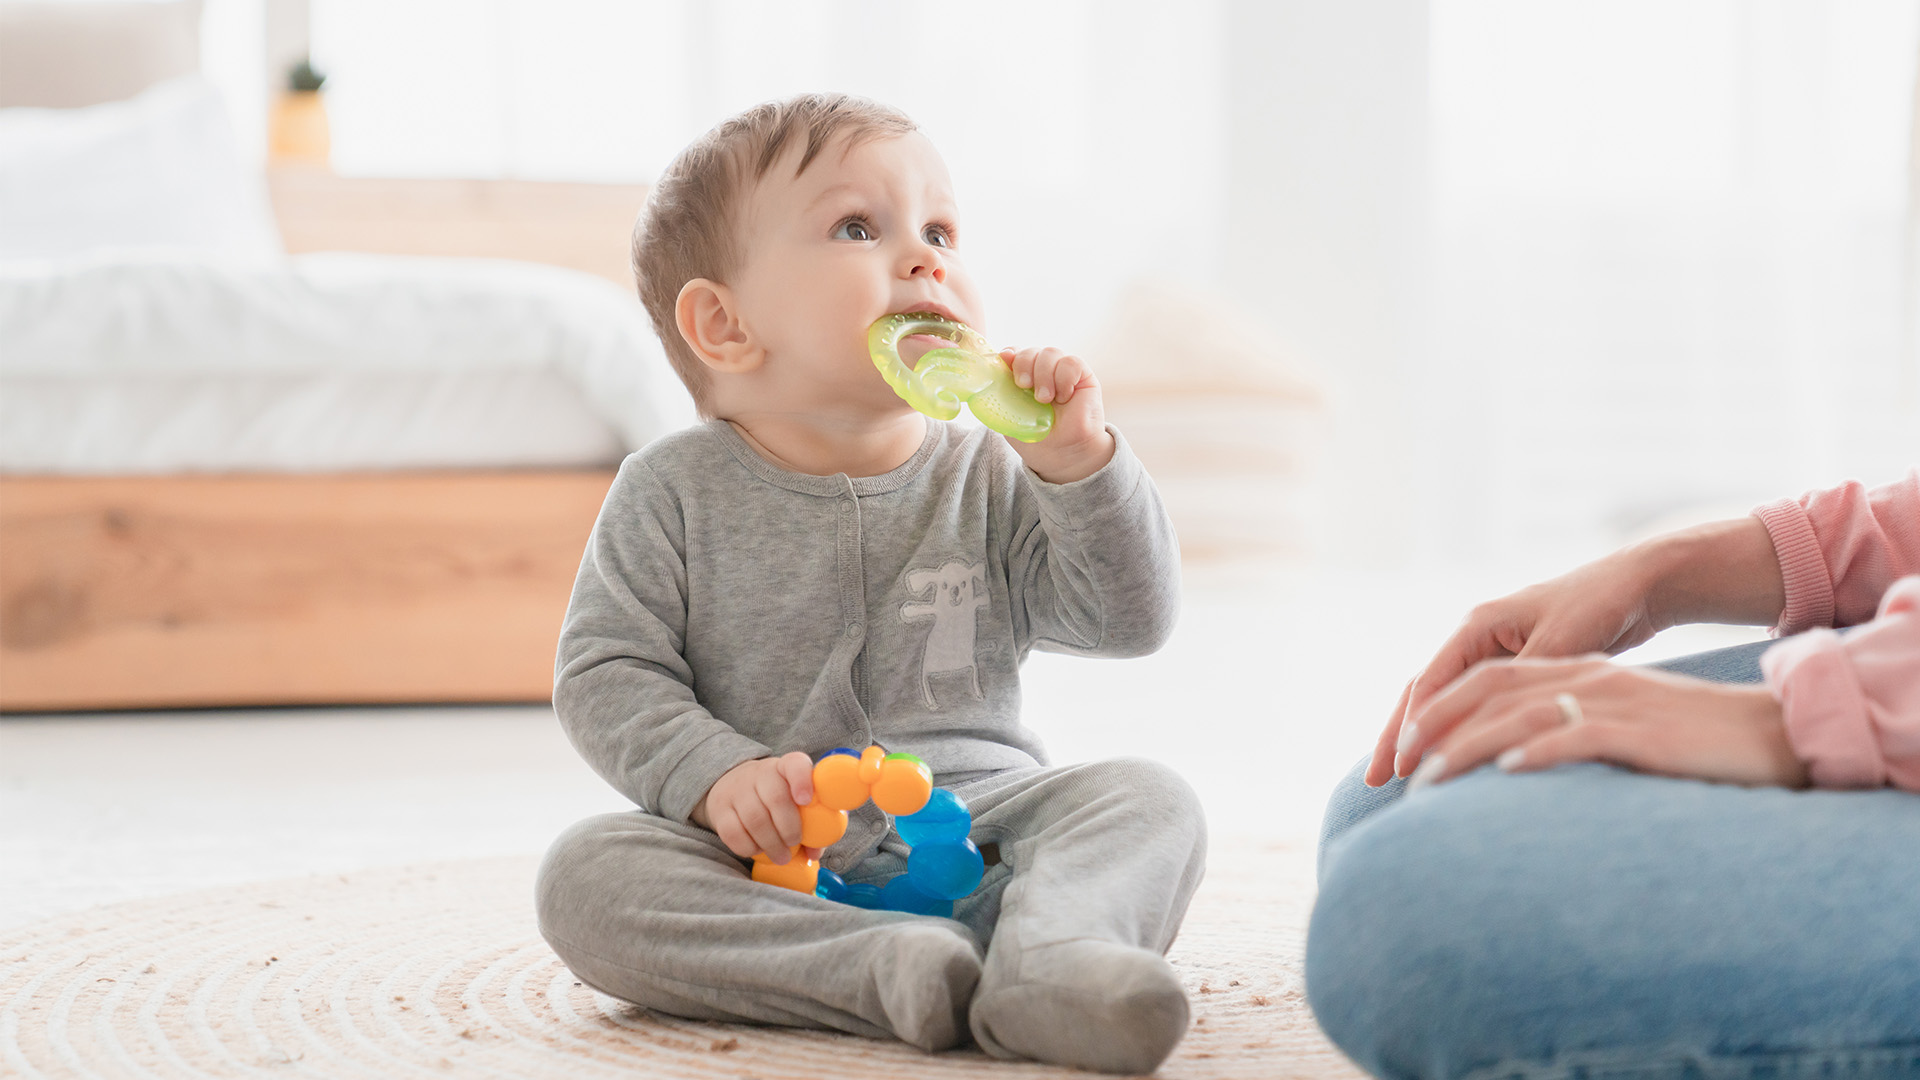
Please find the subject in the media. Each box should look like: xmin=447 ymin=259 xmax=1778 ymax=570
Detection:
xmin=0 ymin=75 xmax=282 ymax=263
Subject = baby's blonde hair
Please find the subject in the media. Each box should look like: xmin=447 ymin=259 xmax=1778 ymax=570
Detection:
xmin=634 ymin=93 xmax=917 ymax=415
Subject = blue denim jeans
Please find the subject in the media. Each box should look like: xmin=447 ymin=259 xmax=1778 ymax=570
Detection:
xmin=1307 ymin=640 xmax=1920 ymax=1080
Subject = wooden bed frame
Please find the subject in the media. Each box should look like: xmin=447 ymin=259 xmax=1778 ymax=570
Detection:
xmin=0 ymin=172 xmax=647 ymax=711
xmin=0 ymin=471 xmax=615 ymax=711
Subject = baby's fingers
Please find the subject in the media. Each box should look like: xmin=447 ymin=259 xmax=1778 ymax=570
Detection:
xmin=707 ymin=807 xmax=760 ymax=860
xmin=1001 ymin=347 xmax=1033 ymax=388
xmin=749 ymin=769 xmax=804 ymax=856
xmin=724 ymin=797 xmax=785 ymax=863
xmin=776 ymin=751 xmax=815 ymax=807
xmin=1046 ymin=353 xmax=1089 ymax=405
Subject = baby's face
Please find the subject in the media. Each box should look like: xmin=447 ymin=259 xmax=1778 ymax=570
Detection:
xmin=726 ymin=131 xmax=984 ymax=418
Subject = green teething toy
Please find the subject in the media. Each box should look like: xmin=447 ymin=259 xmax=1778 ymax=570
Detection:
xmin=868 ymin=313 xmax=1053 ymax=443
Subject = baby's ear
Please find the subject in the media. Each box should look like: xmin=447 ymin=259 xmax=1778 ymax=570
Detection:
xmin=675 ymin=278 xmax=762 ymax=373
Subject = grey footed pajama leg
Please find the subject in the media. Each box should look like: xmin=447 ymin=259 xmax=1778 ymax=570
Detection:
xmin=534 ymin=811 xmax=983 ymax=1051
xmin=953 ymin=757 xmax=1209 ymax=1074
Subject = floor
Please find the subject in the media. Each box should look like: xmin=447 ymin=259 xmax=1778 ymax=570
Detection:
xmin=0 ymin=559 xmax=1769 ymax=932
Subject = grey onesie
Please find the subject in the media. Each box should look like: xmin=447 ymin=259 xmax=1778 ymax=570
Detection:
xmin=536 ymin=418 xmax=1207 ymax=1073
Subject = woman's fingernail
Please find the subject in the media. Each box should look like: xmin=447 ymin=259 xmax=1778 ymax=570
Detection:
xmin=1496 ymin=747 xmax=1526 ymax=772
xmin=1406 ymin=753 xmax=1447 ymax=792
xmin=1395 ymin=722 xmax=1419 ymax=754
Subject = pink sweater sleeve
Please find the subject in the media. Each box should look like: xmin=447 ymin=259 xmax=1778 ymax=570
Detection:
xmin=1752 ymin=469 xmax=1920 ymax=634
xmin=1751 ymin=469 xmax=1920 ymax=790
xmin=1762 ymin=576 xmax=1920 ymax=789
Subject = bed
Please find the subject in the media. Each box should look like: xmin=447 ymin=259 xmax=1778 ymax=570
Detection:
xmin=0 ymin=4 xmax=688 ymax=710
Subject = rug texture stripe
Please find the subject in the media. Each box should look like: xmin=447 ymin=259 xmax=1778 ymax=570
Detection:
xmin=1 ymin=836 xmax=1362 ymax=1079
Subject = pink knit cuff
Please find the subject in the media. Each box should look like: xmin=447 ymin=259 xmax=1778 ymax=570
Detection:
xmin=1753 ymin=498 xmax=1835 ymax=635
xmin=1761 ymin=629 xmax=1885 ymax=788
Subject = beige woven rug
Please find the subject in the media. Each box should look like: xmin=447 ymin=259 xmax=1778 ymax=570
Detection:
xmin=1 ymin=836 xmax=1360 ymax=1079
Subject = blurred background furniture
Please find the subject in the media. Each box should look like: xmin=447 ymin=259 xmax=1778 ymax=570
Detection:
xmin=0 ymin=0 xmax=677 ymax=711
xmin=267 ymin=169 xmax=644 ymax=289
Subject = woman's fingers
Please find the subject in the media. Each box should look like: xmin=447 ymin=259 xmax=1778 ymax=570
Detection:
xmin=1398 ymin=656 xmax=1607 ymax=775
xmin=1498 ymin=681 xmax=1806 ymax=788
xmin=1367 ymin=679 xmax=1415 ymax=786
xmin=1495 ymin=720 xmax=1650 ymax=776
xmin=1393 ymin=623 xmax=1520 ymax=776
xmin=1408 ymin=698 xmax=1569 ymax=790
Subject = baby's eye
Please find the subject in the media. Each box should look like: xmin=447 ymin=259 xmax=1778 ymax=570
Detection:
xmin=922 ymin=225 xmax=953 ymax=248
xmin=833 ymin=219 xmax=874 ymax=242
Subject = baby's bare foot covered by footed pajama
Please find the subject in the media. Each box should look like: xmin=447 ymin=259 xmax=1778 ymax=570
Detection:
xmin=869 ymin=923 xmax=983 ymax=1052
xmin=969 ymin=932 xmax=1190 ymax=1075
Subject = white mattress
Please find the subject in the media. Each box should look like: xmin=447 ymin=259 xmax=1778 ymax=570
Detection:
xmin=0 ymin=252 xmax=697 ymax=474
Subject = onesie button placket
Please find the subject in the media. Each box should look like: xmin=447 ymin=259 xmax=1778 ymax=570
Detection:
xmin=829 ymin=478 xmax=889 ymax=862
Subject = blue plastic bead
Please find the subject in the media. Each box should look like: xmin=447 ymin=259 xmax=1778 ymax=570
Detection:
xmin=880 ymin=875 xmax=954 ymax=918
xmin=819 ymin=747 xmax=860 ymax=761
xmin=907 ymin=838 xmax=985 ymax=900
xmin=896 ymin=787 xmax=971 ymax=847
xmin=814 ymin=867 xmax=849 ymax=903
xmin=843 ymin=883 xmax=884 ymax=910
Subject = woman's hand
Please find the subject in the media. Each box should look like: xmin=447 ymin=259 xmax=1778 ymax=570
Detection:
xmin=1396 ymin=656 xmax=1808 ymax=791
xmin=1368 ymin=548 xmax=1666 ymax=784
xmin=1367 ymin=518 xmax=1787 ymax=786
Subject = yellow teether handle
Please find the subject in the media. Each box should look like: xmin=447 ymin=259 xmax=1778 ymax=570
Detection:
xmin=868 ymin=313 xmax=1054 ymax=442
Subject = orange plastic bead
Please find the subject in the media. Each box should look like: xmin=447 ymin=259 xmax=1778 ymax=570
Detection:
xmin=813 ymin=753 xmax=869 ymax=811
xmin=871 ymin=756 xmax=934 ymax=816
xmin=798 ymin=802 xmax=850 ymax=849
xmin=751 ymin=848 xmax=819 ymax=894
xmin=858 ymin=745 xmax=886 ymax=785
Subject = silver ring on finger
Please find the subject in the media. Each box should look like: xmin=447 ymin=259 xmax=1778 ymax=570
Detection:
xmin=1554 ymin=691 xmax=1584 ymax=726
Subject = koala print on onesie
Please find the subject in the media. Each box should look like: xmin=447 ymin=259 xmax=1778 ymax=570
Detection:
xmin=903 ymin=560 xmax=990 ymax=708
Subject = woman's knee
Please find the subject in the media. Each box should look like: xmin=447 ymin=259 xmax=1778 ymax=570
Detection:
xmin=1307 ymin=770 xmax=1920 ymax=1080
xmin=1318 ymin=755 xmax=1406 ymax=874
xmin=1306 ymin=793 xmax=1498 ymax=1080
xmin=1308 ymin=769 xmax=1659 ymax=1078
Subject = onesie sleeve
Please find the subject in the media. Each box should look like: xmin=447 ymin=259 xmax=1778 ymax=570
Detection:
xmin=1753 ymin=469 xmax=1920 ymax=635
xmin=1762 ymin=575 xmax=1920 ymax=791
xmin=553 ymin=456 xmax=772 ymax=823
xmin=1004 ymin=427 xmax=1182 ymax=659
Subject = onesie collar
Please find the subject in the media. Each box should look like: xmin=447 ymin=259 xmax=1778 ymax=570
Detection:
xmin=706 ymin=418 xmax=942 ymax=497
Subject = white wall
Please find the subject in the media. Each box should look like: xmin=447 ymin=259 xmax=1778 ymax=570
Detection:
xmin=280 ymin=0 xmax=1918 ymax=568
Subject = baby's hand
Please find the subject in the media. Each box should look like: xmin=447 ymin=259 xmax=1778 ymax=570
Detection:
xmin=1000 ymin=345 xmax=1114 ymax=483
xmin=691 ymin=752 xmax=819 ymax=863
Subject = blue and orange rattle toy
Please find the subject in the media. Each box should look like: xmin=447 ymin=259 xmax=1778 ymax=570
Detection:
xmin=751 ymin=745 xmax=985 ymax=918
xmin=868 ymin=312 xmax=1054 ymax=443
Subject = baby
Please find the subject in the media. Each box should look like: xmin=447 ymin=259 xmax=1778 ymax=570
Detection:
xmin=536 ymin=93 xmax=1205 ymax=1075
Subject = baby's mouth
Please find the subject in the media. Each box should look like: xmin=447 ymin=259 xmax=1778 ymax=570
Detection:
xmin=897 ymin=333 xmax=951 ymax=369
